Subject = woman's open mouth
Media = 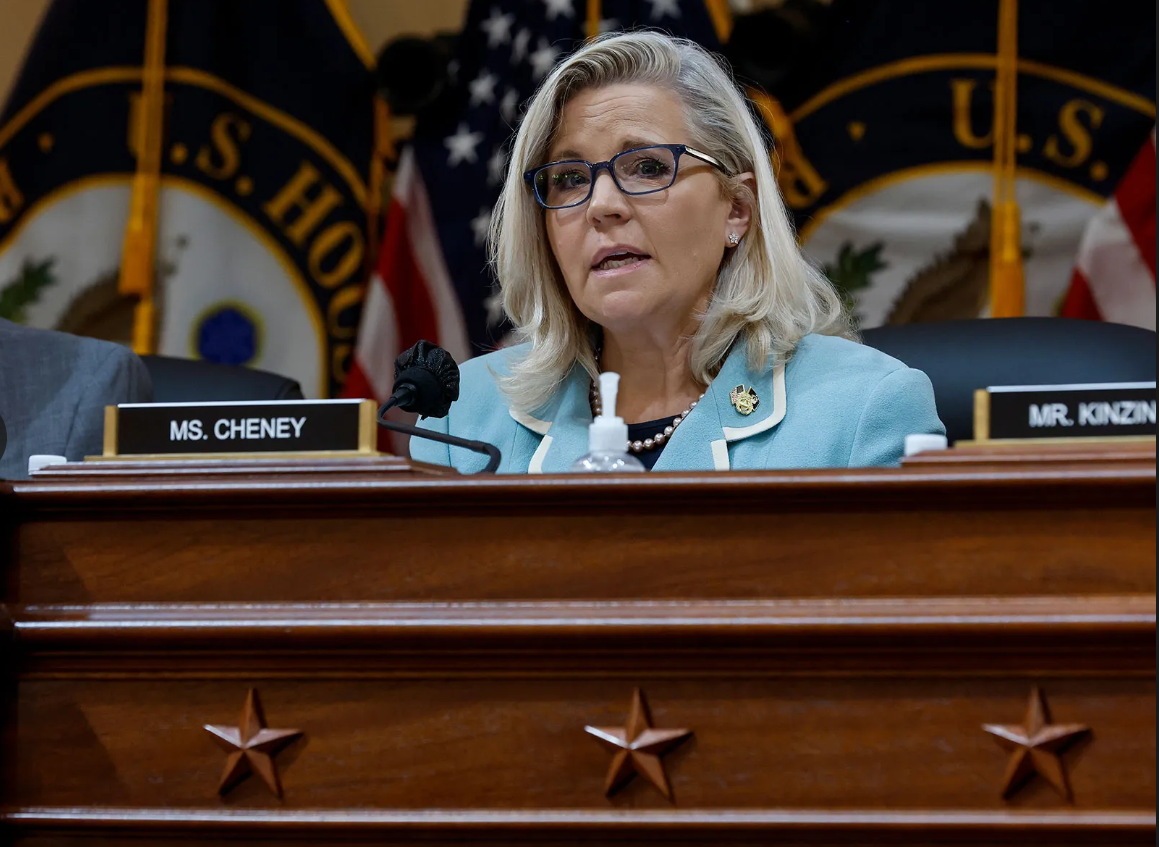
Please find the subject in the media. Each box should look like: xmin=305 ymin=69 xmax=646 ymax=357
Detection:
xmin=592 ymin=252 xmax=651 ymax=274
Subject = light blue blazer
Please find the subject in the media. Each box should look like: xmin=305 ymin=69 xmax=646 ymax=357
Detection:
xmin=412 ymin=334 xmax=944 ymax=473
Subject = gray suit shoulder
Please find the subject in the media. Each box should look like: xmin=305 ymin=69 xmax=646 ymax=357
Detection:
xmin=0 ymin=320 xmax=153 ymax=477
xmin=0 ymin=319 xmax=149 ymax=384
xmin=46 ymin=325 xmax=154 ymax=405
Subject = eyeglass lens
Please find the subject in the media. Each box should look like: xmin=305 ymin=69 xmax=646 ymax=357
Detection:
xmin=534 ymin=146 xmax=678 ymax=208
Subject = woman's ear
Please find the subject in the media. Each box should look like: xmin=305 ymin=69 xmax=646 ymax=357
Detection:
xmin=726 ymin=171 xmax=757 ymax=243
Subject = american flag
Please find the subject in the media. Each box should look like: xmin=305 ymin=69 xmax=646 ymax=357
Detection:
xmin=345 ymin=0 xmax=726 ymax=409
xmin=1061 ymin=129 xmax=1156 ymax=330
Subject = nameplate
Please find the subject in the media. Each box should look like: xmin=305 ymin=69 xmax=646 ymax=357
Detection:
xmin=102 ymin=399 xmax=378 ymax=457
xmin=974 ymin=382 xmax=1157 ymax=442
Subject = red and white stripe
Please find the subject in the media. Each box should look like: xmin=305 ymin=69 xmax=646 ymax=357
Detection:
xmin=345 ymin=147 xmax=470 ymax=404
xmin=1061 ymin=130 xmax=1156 ymax=329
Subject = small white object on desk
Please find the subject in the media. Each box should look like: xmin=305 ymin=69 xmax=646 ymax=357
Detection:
xmin=28 ymin=454 xmax=68 ymax=475
xmin=904 ymin=433 xmax=949 ymax=458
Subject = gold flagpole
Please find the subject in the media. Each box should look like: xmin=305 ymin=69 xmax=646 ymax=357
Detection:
xmin=118 ymin=0 xmax=168 ymax=354
xmin=989 ymin=0 xmax=1024 ymax=317
xmin=702 ymin=0 xmax=733 ymax=43
xmin=586 ymin=0 xmax=601 ymax=39
xmin=748 ymin=87 xmax=801 ymax=196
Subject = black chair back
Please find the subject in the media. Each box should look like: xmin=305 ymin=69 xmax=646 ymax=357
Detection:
xmin=860 ymin=318 xmax=1156 ymax=443
xmin=141 ymin=355 xmax=305 ymax=403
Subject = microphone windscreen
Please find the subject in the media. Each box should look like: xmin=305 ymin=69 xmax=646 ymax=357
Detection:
xmin=392 ymin=341 xmax=461 ymax=417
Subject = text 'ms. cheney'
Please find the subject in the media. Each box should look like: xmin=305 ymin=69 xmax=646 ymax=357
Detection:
xmin=168 ymin=416 xmax=306 ymax=442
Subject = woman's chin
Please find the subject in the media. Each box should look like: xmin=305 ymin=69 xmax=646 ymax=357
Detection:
xmin=587 ymin=293 xmax=662 ymax=332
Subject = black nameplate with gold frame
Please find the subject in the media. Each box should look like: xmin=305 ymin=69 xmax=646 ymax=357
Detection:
xmin=102 ymin=399 xmax=378 ymax=458
xmin=973 ymin=382 xmax=1156 ymax=443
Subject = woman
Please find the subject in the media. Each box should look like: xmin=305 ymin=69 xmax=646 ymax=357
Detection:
xmin=413 ymin=32 xmax=943 ymax=473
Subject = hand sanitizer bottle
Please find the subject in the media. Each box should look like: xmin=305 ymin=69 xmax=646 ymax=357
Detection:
xmin=570 ymin=372 xmax=646 ymax=473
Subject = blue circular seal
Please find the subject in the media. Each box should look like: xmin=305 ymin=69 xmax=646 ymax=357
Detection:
xmin=195 ymin=305 xmax=259 ymax=366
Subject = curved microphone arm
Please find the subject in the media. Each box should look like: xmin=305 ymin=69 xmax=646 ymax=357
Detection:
xmin=377 ymin=405 xmax=502 ymax=474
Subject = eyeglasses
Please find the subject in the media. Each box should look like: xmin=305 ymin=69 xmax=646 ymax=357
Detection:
xmin=523 ymin=143 xmax=731 ymax=210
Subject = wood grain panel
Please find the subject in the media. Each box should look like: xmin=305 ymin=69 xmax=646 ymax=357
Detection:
xmin=6 ymin=459 xmax=1153 ymax=605
xmin=9 ymin=677 xmax=1154 ymax=810
xmin=2 ymin=449 xmax=1154 ymax=844
xmin=9 ymin=502 xmax=1154 ymax=604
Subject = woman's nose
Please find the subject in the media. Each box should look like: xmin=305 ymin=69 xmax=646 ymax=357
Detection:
xmin=586 ymin=170 xmax=630 ymax=221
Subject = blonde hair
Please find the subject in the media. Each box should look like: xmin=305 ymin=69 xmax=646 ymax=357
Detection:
xmin=490 ymin=30 xmax=852 ymax=414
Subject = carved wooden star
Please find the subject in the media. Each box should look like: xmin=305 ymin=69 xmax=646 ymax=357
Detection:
xmin=205 ymin=689 xmax=302 ymax=798
xmin=585 ymin=688 xmax=692 ymax=800
xmin=983 ymin=687 xmax=1090 ymax=801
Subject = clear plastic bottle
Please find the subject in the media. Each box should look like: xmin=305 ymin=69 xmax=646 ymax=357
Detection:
xmin=570 ymin=372 xmax=646 ymax=473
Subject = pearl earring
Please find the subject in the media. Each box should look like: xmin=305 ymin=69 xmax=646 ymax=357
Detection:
xmin=728 ymin=233 xmax=740 ymax=246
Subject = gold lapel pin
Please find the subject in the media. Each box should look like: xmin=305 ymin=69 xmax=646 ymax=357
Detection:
xmin=729 ymin=384 xmax=759 ymax=416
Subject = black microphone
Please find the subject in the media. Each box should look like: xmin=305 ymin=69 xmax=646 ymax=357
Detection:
xmin=379 ymin=340 xmax=460 ymax=417
xmin=376 ymin=341 xmax=502 ymax=473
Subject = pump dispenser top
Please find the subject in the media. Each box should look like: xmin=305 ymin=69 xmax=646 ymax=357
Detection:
xmin=569 ymin=371 xmax=645 ymax=472
xmin=590 ymin=372 xmax=628 ymax=453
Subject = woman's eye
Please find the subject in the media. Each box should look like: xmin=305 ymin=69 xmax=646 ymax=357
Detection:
xmin=552 ymin=170 xmax=589 ymax=187
xmin=630 ymin=158 xmax=669 ymax=177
